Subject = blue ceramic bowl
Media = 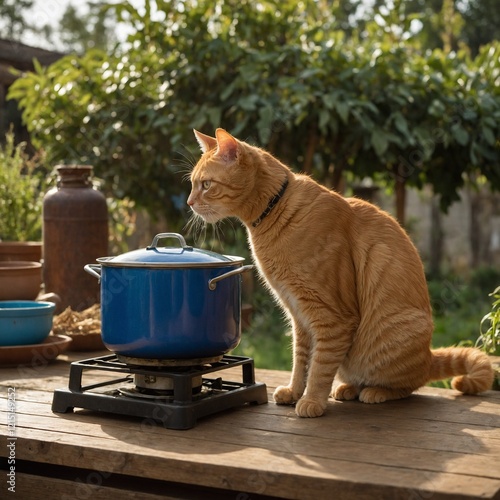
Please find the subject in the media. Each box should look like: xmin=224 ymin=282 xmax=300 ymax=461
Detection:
xmin=0 ymin=301 xmax=56 ymax=346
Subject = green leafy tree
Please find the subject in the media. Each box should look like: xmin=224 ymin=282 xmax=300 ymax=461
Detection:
xmin=459 ymin=0 xmax=500 ymax=56
xmin=58 ymin=2 xmax=117 ymax=53
xmin=0 ymin=0 xmax=34 ymax=39
xmin=369 ymin=0 xmax=499 ymax=55
xmin=7 ymin=0 xmax=500 ymax=229
xmin=0 ymin=0 xmax=115 ymax=52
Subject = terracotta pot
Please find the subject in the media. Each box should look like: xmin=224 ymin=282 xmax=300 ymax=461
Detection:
xmin=43 ymin=165 xmax=108 ymax=311
xmin=0 ymin=242 xmax=42 ymax=263
xmin=0 ymin=261 xmax=42 ymax=300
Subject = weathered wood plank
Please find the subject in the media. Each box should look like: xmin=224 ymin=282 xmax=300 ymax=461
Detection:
xmin=2 ymin=424 xmax=499 ymax=500
xmin=0 ymin=467 xmax=277 ymax=500
xmin=0 ymin=473 xmax=175 ymax=500
xmin=2 ymin=402 xmax=499 ymax=482
xmin=1 ymin=357 xmax=500 ymax=499
xmin=3 ymin=388 xmax=500 ymax=455
xmin=1 ymin=393 xmax=500 ymax=499
xmin=6 ymin=386 xmax=500 ymax=447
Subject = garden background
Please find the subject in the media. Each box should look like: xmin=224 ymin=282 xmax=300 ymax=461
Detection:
xmin=1 ymin=0 xmax=499 ymax=371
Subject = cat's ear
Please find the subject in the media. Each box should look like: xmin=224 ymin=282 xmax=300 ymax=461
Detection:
xmin=214 ymin=128 xmax=238 ymax=164
xmin=193 ymin=129 xmax=217 ymax=153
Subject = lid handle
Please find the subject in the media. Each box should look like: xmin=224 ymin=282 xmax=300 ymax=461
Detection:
xmin=147 ymin=233 xmax=192 ymax=250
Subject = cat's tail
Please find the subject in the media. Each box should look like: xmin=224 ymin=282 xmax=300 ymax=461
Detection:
xmin=428 ymin=347 xmax=494 ymax=394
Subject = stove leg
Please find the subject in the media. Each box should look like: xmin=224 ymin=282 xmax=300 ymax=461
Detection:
xmin=242 ymin=359 xmax=256 ymax=384
xmin=52 ymin=390 xmax=75 ymax=414
xmin=173 ymin=376 xmax=194 ymax=403
xmin=68 ymin=364 xmax=85 ymax=392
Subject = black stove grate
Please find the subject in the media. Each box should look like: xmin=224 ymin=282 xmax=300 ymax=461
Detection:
xmin=52 ymin=354 xmax=268 ymax=430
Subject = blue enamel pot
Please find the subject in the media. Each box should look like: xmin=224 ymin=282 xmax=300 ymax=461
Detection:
xmin=84 ymin=233 xmax=253 ymax=360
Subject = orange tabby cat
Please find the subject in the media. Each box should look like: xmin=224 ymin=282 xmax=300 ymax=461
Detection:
xmin=188 ymin=128 xmax=494 ymax=418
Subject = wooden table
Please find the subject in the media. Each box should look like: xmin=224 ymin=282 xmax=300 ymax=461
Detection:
xmin=1 ymin=350 xmax=499 ymax=499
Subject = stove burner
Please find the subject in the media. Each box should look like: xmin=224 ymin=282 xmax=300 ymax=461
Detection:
xmin=118 ymin=382 xmax=204 ymax=400
xmin=52 ymin=354 xmax=268 ymax=429
xmin=117 ymin=386 xmax=169 ymax=400
xmin=117 ymin=354 xmax=223 ymax=367
xmin=132 ymin=372 xmax=203 ymax=396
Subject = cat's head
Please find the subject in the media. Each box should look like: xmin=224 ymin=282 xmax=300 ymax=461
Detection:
xmin=188 ymin=128 xmax=257 ymax=224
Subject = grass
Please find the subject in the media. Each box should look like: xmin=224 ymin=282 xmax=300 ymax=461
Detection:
xmin=234 ymin=267 xmax=500 ymax=382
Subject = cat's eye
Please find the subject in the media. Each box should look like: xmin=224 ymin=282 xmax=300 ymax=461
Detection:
xmin=201 ymin=180 xmax=211 ymax=190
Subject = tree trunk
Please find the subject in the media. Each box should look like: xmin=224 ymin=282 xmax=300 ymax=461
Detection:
xmin=395 ymin=174 xmax=406 ymax=226
xmin=470 ymin=187 xmax=493 ymax=268
xmin=429 ymin=195 xmax=444 ymax=277
xmin=303 ymin=127 xmax=317 ymax=174
xmin=331 ymin=162 xmax=344 ymax=193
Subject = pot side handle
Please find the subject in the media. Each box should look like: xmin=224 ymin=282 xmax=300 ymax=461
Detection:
xmin=84 ymin=264 xmax=102 ymax=283
xmin=208 ymin=265 xmax=254 ymax=291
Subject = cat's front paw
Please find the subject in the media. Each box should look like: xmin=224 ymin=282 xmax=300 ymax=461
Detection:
xmin=295 ymin=397 xmax=327 ymax=418
xmin=273 ymin=385 xmax=299 ymax=405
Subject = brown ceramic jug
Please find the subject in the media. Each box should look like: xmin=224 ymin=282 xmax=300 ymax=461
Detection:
xmin=43 ymin=165 xmax=108 ymax=311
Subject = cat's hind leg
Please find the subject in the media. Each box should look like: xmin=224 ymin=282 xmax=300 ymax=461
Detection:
xmin=359 ymin=386 xmax=414 ymax=404
xmin=333 ymin=383 xmax=360 ymax=401
xmin=350 ymin=309 xmax=433 ymax=405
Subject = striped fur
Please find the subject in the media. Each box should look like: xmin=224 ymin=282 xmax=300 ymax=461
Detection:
xmin=429 ymin=347 xmax=494 ymax=394
xmin=188 ymin=129 xmax=494 ymax=418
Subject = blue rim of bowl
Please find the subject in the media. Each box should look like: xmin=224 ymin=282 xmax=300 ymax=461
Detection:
xmin=0 ymin=301 xmax=56 ymax=316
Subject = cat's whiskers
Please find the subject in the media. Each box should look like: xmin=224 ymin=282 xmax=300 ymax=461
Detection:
xmin=184 ymin=212 xmax=205 ymax=240
xmin=184 ymin=203 xmax=227 ymax=245
xmin=171 ymin=147 xmax=197 ymax=183
xmin=181 ymin=170 xmax=194 ymax=184
xmin=175 ymin=147 xmax=196 ymax=168
xmin=212 ymin=219 xmax=226 ymax=248
xmin=186 ymin=205 xmax=239 ymax=250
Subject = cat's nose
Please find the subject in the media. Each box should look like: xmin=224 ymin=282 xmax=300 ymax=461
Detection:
xmin=187 ymin=194 xmax=195 ymax=206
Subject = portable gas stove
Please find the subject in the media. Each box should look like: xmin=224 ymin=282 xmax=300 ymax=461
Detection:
xmin=52 ymin=354 xmax=268 ymax=429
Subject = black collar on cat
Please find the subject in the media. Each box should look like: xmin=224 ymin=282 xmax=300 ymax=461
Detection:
xmin=252 ymin=178 xmax=289 ymax=228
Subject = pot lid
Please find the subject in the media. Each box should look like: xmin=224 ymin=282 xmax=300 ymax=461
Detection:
xmin=97 ymin=233 xmax=244 ymax=268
